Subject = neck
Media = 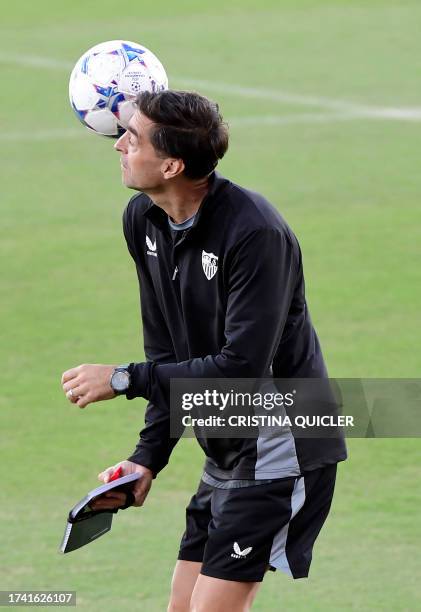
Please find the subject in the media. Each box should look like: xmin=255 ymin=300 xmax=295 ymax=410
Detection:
xmin=145 ymin=175 xmax=210 ymax=224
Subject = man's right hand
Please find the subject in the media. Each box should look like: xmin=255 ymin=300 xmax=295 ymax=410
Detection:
xmin=91 ymin=460 xmax=154 ymax=511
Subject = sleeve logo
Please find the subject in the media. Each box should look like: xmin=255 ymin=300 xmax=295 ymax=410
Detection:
xmin=146 ymin=235 xmax=158 ymax=257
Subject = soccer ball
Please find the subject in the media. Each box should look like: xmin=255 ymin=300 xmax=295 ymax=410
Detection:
xmin=69 ymin=40 xmax=168 ymax=137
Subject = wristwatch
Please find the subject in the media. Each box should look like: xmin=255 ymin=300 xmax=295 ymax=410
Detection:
xmin=110 ymin=364 xmax=131 ymax=395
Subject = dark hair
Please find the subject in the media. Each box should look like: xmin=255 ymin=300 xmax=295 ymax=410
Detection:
xmin=135 ymin=90 xmax=229 ymax=179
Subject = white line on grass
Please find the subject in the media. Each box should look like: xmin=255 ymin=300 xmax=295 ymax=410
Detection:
xmin=175 ymin=77 xmax=421 ymax=121
xmin=230 ymin=112 xmax=361 ymax=126
xmin=0 ymin=115 xmax=350 ymax=142
xmin=1 ymin=52 xmax=421 ymax=122
xmin=2 ymin=112 xmax=375 ymax=142
xmin=0 ymin=54 xmax=73 ymax=70
xmin=4 ymin=108 xmax=421 ymax=142
xmin=3 ymin=128 xmax=87 ymax=141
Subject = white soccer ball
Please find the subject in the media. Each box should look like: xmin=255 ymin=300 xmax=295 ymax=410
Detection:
xmin=69 ymin=40 xmax=168 ymax=137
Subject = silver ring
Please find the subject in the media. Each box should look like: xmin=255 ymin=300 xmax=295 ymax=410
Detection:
xmin=67 ymin=389 xmax=74 ymax=398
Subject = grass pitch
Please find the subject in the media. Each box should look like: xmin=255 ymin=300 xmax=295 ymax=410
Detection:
xmin=1 ymin=1 xmax=420 ymax=610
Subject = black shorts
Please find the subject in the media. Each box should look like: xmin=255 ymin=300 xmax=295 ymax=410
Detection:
xmin=178 ymin=463 xmax=337 ymax=583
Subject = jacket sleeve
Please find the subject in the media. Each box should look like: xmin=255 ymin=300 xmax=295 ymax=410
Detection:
xmin=122 ymin=203 xmax=180 ymax=476
xmin=127 ymin=226 xmax=299 ymax=419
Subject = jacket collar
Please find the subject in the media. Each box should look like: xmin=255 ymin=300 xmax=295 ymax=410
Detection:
xmin=141 ymin=172 xmax=231 ymax=233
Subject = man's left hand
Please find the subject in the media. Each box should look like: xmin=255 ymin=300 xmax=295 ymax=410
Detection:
xmin=61 ymin=364 xmax=118 ymax=408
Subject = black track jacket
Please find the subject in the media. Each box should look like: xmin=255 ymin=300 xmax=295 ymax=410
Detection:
xmin=123 ymin=172 xmax=347 ymax=479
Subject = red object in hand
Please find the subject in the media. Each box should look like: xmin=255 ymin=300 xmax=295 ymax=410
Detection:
xmin=109 ymin=466 xmax=123 ymax=482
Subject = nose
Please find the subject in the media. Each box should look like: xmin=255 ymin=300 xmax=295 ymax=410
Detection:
xmin=114 ymin=131 xmax=127 ymax=153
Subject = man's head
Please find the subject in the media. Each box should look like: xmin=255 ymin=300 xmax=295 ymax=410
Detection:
xmin=114 ymin=90 xmax=229 ymax=192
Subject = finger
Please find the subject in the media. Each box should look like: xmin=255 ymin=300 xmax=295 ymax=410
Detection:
xmin=65 ymin=383 xmax=86 ymax=398
xmin=90 ymin=499 xmax=123 ymax=510
xmin=66 ymin=390 xmax=78 ymax=404
xmin=77 ymin=395 xmax=90 ymax=409
xmin=62 ymin=379 xmax=82 ymax=393
xmin=103 ymin=492 xmax=127 ymax=501
xmin=134 ymin=491 xmax=148 ymax=507
xmin=133 ymin=480 xmax=150 ymax=507
xmin=134 ymin=478 xmax=149 ymax=496
xmin=98 ymin=470 xmax=113 ymax=483
xmin=98 ymin=465 xmax=121 ymax=483
xmin=91 ymin=492 xmax=128 ymax=509
xmin=65 ymin=386 xmax=85 ymax=404
xmin=92 ymin=492 xmax=126 ymax=504
xmin=61 ymin=367 xmax=81 ymax=384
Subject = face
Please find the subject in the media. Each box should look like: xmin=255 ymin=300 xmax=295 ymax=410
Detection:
xmin=114 ymin=111 xmax=169 ymax=192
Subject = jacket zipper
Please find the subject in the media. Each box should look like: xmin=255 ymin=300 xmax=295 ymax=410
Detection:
xmin=172 ymin=230 xmax=189 ymax=281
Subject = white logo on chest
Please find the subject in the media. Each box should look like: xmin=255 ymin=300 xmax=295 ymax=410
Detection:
xmin=202 ymin=250 xmax=218 ymax=280
xmin=146 ymin=235 xmax=157 ymax=257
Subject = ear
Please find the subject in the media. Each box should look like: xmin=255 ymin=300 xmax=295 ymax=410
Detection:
xmin=161 ymin=158 xmax=185 ymax=180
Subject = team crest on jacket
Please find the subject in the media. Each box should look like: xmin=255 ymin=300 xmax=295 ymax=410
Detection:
xmin=202 ymin=250 xmax=218 ymax=280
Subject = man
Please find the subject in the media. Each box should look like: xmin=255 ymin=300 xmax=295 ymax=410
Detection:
xmin=62 ymin=90 xmax=347 ymax=612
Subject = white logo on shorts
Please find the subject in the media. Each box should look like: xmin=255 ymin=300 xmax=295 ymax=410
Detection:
xmin=231 ymin=542 xmax=253 ymax=559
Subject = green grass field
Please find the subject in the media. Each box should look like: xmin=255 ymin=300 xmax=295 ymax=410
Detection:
xmin=1 ymin=1 xmax=421 ymax=610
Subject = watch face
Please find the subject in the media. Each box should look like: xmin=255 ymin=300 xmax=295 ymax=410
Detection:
xmin=112 ymin=370 xmax=130 ymax=392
